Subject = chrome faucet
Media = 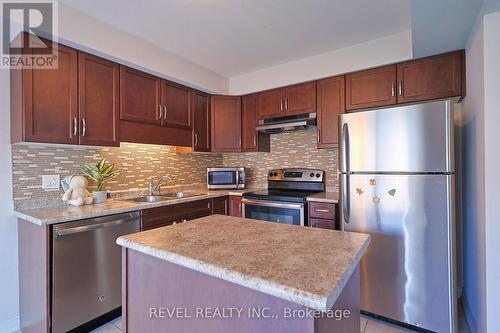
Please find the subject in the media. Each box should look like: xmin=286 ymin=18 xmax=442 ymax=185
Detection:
xmin=147 ymin=175 xmax=172 ymax=196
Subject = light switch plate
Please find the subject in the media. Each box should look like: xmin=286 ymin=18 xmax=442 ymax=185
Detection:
xmin=42 ymin=175 xmax=60 ymax=190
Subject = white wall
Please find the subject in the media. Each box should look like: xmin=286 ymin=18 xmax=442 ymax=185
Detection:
xmin=483 ymin=11 xmax=500 ymax=333
xmin=462 ymin=7 xmax=500 ymax=333
xmin=462 ymin=18 xmax=486 ymax=333
xmin=55 ymin=3 xmax=228 ymax=94
xmin=229 ymin=30 xmax=412 ymax=95
xmin=0 ymin=65 xmax=19 ymax=332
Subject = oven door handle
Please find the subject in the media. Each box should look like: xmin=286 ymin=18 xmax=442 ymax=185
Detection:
xmin=241 ymin=198 xmax=304 ymax=209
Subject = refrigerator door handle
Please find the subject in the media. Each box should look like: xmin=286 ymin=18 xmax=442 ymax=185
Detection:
xmin=342 ymin=174 xmax=350 ymax=224
xmin=341 ymin=122 xmax=350 ymax=172
xmin=341 ymin=123 xmax=351 ymax=224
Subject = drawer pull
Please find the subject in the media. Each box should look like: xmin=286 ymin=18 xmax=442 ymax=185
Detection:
xmin=315 ymin=208 xmax=331 ymax=213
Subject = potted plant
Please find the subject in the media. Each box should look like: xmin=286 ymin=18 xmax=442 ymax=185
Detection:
xmin=81 ymin=158 xmax=118 ymax=204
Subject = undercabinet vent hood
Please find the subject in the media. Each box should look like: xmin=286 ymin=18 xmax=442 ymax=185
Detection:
xmin=256 ymin=113 xmax=317 ymax=134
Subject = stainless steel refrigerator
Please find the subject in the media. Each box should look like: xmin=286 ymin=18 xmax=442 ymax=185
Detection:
xmin=339 ymin=100 xmax=457 ymax=333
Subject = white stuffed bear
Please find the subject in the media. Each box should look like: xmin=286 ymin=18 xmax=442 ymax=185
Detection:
xmin=61 ymin=175 xmax=94 ymax=206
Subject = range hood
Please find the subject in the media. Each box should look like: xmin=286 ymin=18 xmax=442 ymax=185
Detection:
xmin=256 ymin=113 xmax=317 ymax=134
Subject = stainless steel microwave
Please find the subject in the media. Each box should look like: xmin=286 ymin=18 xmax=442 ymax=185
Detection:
xmin=207 ymin=167 xmax=246 ymax=190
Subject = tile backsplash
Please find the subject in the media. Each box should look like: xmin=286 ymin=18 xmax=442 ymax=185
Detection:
xmin=11 ymin=130 xmax=338 ymax=209
xmin=12 ymin=143 xmax=223 ymax=209
xmin=223 ymin=130 xmax=338 ymax=191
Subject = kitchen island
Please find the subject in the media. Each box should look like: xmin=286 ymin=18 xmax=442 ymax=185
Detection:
xmin=117 ymin=215 xmax=370 ymax=333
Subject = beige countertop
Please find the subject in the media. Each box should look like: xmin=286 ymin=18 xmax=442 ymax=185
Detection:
xmin=117 ymin=215 xmax=370 ymax=312
xmin=306 ymin=191 xmax=340 ymax=203
xmin=14 ymin=189 xmax=340 ymax=226
xmin=13 ymin=189 xmax=252 ymax=225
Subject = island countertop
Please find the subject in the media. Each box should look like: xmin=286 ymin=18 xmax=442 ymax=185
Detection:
xmin=117 ymin=215 xmax=370 ymax=312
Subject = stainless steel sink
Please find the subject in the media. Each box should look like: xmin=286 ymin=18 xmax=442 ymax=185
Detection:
xmin=123 ymin=191 xmax=206 ymax=203
xmin=125 ymin=195 xmax=172 ymax=203
xmin=160 ymin=191 xmax=206 ymax=199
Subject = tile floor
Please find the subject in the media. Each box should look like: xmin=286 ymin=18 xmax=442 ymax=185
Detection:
xmin=92 ymin=313 xmax=471 ymax=333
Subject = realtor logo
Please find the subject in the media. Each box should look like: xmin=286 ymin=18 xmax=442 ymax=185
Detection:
xmin=1 ymin=0 xmax=58 ymax=68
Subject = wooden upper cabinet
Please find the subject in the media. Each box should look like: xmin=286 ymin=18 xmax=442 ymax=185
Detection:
xmin=285 ymin=81 xmax=316 ymax=116
xmin=242 ymin=94 xmax=270 ymax=152
xmin=192 ymin=91 xmax=210 ymax=152
xmin=161 ymin=81 xmax=191 ymax=129
xmin=78 ymin=53 xmax=119 ymax=146
xmin=345 ymin=65 xmax=397 ymax=111
xmin=11 ymin=43 xmax=78 ymax=144
xmin=211 ymin=95 xmax=241 ymax=152
xmin=120 ymin=66 xmax=161 ymax=125
xmin=397 ymin=51 xmax=464 ymax=104
xmin=258 ymin=88 xmax=286 ymax=119
xmin=317 ymin=76 xmax=345 ymax=148
xmin=242 ymin=94 xmax=258 ymax=151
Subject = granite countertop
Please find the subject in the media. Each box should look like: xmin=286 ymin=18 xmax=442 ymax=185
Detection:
xmin=13 ymin=189 xmax=253 ymax=226
xmin=117 ymin=215 xmax=370 ymax=312
xmin=306 ymin=191 xmax=339 ymax=203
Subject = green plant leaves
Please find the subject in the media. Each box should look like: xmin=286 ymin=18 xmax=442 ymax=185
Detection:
xmin=81 ymin=157 xmax=118 ymax=191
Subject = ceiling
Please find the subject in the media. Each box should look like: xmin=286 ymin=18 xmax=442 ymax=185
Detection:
xmin=60 ymin=0 xmax=411 ymax=77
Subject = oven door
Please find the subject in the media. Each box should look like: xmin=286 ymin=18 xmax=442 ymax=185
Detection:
xmin=241 ymin=198 xmax=305 ymax=226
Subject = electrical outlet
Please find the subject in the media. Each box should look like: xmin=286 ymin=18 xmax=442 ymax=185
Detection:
xmin=42 ymin=175 xmax=60 ymax=190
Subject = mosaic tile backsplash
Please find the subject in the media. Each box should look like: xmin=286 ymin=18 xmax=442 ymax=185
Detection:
xmin=11 ymin=130 xmax=338 ymax=209
xmin=12 ymin=143 xmax=223 ymax=209
xmin=223 ymin=130 xmax=338 ymax=191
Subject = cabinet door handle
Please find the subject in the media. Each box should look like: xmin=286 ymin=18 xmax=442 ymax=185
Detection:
xmin=317 ymin=129 xmax=320 ymax=142
xmin=81 ymin=118 xmax=86 ymax=137
xmin=157 ymin=105 xmax=162 ymax=120
xmin=194 ymin=133 xmax=198 ymax=146
xmin=391 ymin=82 xmax=396 ymax=97
xmin=163 ymin=105 xmax=167 ymax=119
xmin=73 ymin=118 xmax=78 ymax=136
xmin=253 ymin=135 xmax=257 ymax=147
xmin=284 ymin=97 xmax=288 ymax=111
xmin=398 ymin=81 xmax=403 ymax=96
xmin=280 ymin=99 xmax=283 ymax=111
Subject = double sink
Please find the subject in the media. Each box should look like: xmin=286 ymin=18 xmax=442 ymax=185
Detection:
xmin=124 ymin=191 xmax=206 ymax=203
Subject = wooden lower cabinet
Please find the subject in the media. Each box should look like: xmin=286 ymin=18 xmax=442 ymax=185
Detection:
xmin=308 ymin=202 xmax=338 ymax=230
xmin=229 ymin=196 xmax=243 ymax=217
xmin=212 ymin=196 xmax=229 ymax=215
xmin=141 ymin=199 xmax=212 ymax=230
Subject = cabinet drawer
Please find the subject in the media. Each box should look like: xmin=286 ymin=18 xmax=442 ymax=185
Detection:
xmin=309 ymin=202 xmax=336 ymax=220
xmin=141 ymin=199 xmax=212 ymax=230
xmin=309 ymin=218 xmax=336 ymax=230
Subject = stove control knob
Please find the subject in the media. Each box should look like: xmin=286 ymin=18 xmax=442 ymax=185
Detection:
xmin=316 ymin=173 xmax=321 ymax=178
xmin=269 ymin=172 xmax=273 ymax=177
xmin=310 ymin=173 xmax=315 ymax=178
xmin=273 ymin=172 xmax=278 ymax=177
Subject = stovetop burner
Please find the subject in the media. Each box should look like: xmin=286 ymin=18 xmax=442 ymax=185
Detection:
xmin=243 ymin=168 xmax=325 ymax=202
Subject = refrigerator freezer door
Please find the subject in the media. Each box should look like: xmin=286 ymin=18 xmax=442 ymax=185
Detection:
xmin=339 ymin=100 xmax=454 ymax=173
xmin=340 ymin=174 xmax=456 ymax=333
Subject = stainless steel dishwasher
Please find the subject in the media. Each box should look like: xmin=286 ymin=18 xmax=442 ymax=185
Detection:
xmin=51 ymin=212 xmax=140 ymax=333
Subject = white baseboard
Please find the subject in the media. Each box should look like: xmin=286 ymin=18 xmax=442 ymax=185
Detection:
xmin=0 ymin=316 xmax=19 ymax=333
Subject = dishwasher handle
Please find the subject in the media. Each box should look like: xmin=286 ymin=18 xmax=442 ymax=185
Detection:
xmin=55 ymin=216 xmax=137 ymax=237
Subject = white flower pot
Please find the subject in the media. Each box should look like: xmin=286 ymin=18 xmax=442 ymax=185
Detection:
xmin=92 ymin=191 xmax=107 ymax=204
